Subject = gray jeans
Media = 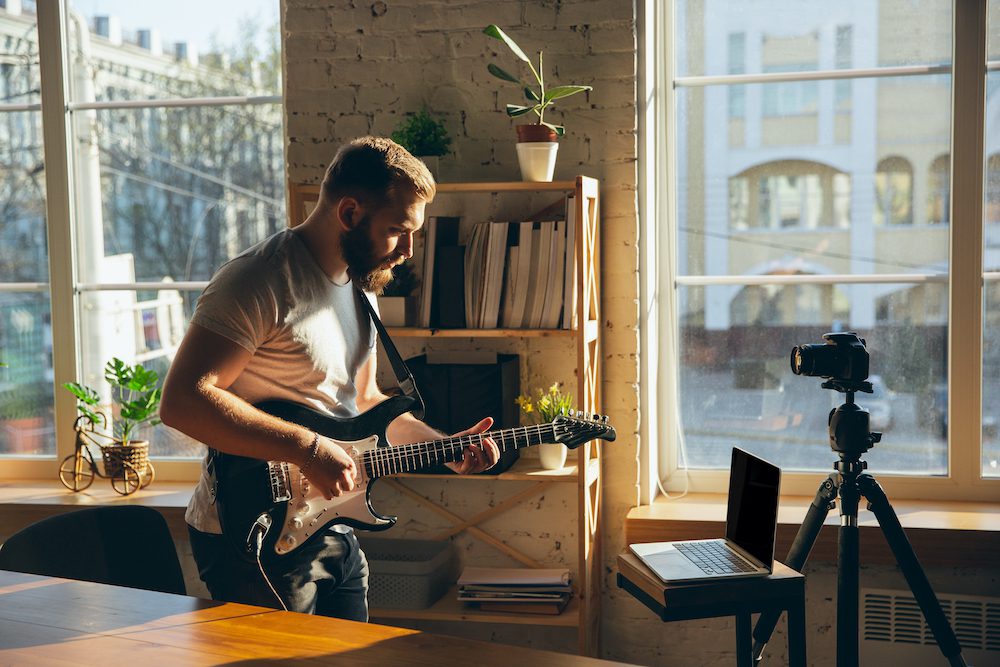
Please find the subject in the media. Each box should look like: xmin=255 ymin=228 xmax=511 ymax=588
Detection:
xmin=188 ymin=524 xmax=369 ymax=621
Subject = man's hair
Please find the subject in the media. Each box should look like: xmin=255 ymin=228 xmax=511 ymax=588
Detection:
xmin=321 ymin=136 xmax=435 ymax=210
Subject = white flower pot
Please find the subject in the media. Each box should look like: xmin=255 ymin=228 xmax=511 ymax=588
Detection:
xmin=538 ymin=442 xmax=568 ymax=470
xmin=516 ymin=142 xmax=559 ymax=182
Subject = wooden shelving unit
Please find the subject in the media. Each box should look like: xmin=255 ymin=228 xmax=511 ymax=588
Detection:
xmin=289 ymin=177 xmax=603 ymax=656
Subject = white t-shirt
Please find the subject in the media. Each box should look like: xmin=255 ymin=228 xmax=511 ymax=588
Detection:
xmin=184 ymin=229 xmax=377 ymax=533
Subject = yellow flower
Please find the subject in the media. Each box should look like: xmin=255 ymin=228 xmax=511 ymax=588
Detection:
xmin=548 ymin=382 xmax=560 ymax=396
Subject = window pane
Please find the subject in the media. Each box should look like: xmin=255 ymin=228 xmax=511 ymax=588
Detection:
xmin=0 ymin=291 xmax=55 ymax=457
xmin=76 ymin=288 xmax=203 ymax=458
xmin=90 ymin=105 xmax=286 ymax=283
xmin=677 ymin=78 xmax=951 ymax=279
xmin=678 ymin=285 xmax=947 ymax=475
xmin=983 ymin=59 xmax=1000 ymax=477
xmin=676 ymin=1 xmax=952 ymax=78
xmin=0 ymin=8 xmax=52 ymax=458
xmin=69 ymin=1 xmax=281 ymax=101
xmin=675 ymin=5 xmax=953 ymax=471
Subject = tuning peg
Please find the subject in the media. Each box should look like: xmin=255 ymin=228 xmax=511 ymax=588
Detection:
xmin=602 ymin=415 xmax=609 ymax=424
xmin=593 ymin=413 xmax=600 ymax=421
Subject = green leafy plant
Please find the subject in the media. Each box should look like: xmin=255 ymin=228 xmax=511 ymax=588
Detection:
xmin=516 ymin=382 xmax=574 ymax=423
xmin=484 ymin=24 xmax=593 ymax=136
xmin=382 ymin=259 xmax=420 ymax=297
xmin=391 ymin=109 xmax=452 ymax=157
xmin=63 ymin=357 xmax=162 ymax=446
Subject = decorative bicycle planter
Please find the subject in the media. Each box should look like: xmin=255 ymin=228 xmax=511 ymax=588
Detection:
xmin=58 ymin=415 xmax=155 ymax=496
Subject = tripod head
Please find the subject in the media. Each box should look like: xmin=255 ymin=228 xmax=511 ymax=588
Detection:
xmin=790 ymin=332 xmax=882 ymax=459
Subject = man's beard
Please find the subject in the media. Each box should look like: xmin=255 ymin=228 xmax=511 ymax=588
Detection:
xmin=342 ymin=217 xmax=402 ymax=295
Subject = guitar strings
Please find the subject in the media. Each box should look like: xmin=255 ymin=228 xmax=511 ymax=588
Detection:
xmin=361 ymin=423 xmax=559 ymax=474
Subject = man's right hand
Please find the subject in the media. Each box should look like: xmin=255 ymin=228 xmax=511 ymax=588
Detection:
xmin=304 ymin=435 xmax=358 ymax=499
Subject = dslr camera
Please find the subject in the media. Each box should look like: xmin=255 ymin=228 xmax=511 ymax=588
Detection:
xmin=790 ymin=332 xmax=870 ymax=388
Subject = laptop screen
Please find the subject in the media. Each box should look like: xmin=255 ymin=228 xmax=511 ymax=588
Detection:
xmin=725 ymin=447 xmax=781 ymax=566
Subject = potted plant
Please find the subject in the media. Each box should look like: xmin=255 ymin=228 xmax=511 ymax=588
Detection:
xmin=484 ymin=24 xmax=593 ymax=182
xmin=64 ymin=357 xmax=162 ymax=482
xmin=516 ymin=382 xmax=575 ymax=469
xmin=378 ymin=260 xmax=420 ymax=327
xmin=390 ymin=108 xmax=452 ymax=180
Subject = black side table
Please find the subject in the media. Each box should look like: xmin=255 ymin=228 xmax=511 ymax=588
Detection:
xmin=617 ymin=552 xmax=807 ymax=667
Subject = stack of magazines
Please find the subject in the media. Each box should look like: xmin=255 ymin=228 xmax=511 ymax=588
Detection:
xmin=457 ymin=566 xmax=573 ymax=615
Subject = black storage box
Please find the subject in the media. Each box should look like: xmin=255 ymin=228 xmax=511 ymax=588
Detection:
xmin=407 ymin=354 xmax=520 ymax=475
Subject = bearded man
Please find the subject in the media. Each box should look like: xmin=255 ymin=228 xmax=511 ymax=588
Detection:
xmin=160 ymin=136 xmax=499 ymax=620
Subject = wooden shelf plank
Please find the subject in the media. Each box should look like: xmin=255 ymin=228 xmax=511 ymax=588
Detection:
xmin=385 ymin=327 xmax=575 ymax=338
xmin=370 ymin=585 xmax=581 ymax=626
xmin=389 ymin=459 xmax=578 ymax=482
xmin=436 ymin=181 xmax=577 ymax=193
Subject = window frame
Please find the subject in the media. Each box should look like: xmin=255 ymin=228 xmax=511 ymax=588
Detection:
xmin=0 ymin=0 xmax=284 ymax=482
xmin=641 ymin=0 xmax=998 ymax=502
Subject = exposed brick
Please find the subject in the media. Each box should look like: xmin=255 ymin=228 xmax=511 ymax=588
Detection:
xmin=285 ymin=7 xmax=330 ymax=34
xmin=555 ymin=52 xmax=636 ymax=82
xmin=555 ymin=0 xmax=635 ymax=27
xmin=588 ymin=22 xmax=636 ymax=54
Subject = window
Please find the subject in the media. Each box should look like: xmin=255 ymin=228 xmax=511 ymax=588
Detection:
xmin=874 ymin=156 xmax=913 ymax=226
xmin=1 ymin=1 xmax=284 ymax=479
xmin=647 ymin=0 xmax=997 ymax=500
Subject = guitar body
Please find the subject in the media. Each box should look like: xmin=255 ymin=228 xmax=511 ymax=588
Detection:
xmin=214 ymin=396 xmax=417 ymax=562
xmin=212 ymin=396 xmax=616 ymax=562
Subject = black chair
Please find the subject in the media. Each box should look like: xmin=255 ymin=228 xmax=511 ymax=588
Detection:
xmin=0 ymin=505 xmax=186 ymax=595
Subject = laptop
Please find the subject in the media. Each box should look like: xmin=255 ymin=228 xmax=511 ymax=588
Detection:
xmin=629 ymin=447 xmax=781 ymax=583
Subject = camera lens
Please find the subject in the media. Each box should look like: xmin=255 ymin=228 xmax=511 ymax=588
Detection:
xmin=790 ymin=343 xmax=828 ymax=376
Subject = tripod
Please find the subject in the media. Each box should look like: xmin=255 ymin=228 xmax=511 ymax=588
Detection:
xmin=751 ymin=385 xmax=970 ymax=667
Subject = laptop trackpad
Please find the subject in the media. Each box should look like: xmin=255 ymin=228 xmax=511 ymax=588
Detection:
xmin=632 ymin=544 xmax=705 ymax=582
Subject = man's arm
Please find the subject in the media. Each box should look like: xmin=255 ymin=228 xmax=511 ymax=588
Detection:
xmin=160 ymin=323 xmax=357 ymax=498
xmin=354 ymin=349 xmax=499 ymax=474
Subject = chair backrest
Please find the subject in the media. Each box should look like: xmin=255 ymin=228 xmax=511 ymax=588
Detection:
xmin=0 ymin=505 xmax=186 ymax=595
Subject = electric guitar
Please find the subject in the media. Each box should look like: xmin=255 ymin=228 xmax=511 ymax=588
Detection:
xmin=213 ymin=395 xmax=616 ymax=561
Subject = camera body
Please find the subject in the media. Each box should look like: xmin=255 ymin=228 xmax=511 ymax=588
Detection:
xmin=790 ymin=332 xmax=869 ymax=385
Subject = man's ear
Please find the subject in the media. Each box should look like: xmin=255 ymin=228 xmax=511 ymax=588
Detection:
xmin=337 ymin=197 xmax=362 ymax=230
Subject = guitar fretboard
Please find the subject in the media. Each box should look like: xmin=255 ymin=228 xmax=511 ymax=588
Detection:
xmin=363 ymin=423 xmax=558 ymax=478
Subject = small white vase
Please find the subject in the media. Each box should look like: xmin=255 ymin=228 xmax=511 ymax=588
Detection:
xmin=538 ymin=442 xmax=568 ymax=470
xmin=516 ymin=142 xmax=558 ymax=182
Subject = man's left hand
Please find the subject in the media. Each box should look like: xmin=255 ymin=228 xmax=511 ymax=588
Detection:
xmin=446 ymin=417 xmax=500 ymax=474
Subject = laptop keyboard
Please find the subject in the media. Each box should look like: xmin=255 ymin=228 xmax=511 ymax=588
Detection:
xmin=674 ymin=541 xmax=758 ymax=575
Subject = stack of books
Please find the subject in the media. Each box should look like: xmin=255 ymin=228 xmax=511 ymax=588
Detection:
xmin=457 ymin=566 xmax=573 ymax=615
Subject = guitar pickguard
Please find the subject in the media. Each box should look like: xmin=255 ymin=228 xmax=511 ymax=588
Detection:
xmin=272 ymin=434 xmax=389 ymax=555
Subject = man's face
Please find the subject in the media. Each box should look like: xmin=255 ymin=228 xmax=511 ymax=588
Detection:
xmin=342 ymin=190 xmax=426 ymax=294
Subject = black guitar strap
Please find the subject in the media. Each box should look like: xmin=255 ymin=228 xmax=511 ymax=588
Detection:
xmin=356 ymin=286 xmax=425 ymax=420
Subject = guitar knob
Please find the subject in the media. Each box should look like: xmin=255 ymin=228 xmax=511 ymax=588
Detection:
xmin=296 ymin=501 xmax=311 ymax=515
xmin=283 ymin=535 xmax=297 ymax=547
xmin=289 ymin=517 xmax=303 ymax=529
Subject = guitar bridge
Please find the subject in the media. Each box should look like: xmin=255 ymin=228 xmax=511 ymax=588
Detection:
xmin=269 ymin=461 xmax=292 ymax=502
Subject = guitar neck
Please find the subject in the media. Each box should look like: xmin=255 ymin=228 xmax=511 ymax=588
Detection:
xmin=363 ymin=423 xmax=558 ymax=477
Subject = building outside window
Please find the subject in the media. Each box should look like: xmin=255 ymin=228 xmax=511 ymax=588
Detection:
xmin=658 ymin=0 xmax=998 ymax=500
xmin=0 ymin=0 xmax=283 ymax=476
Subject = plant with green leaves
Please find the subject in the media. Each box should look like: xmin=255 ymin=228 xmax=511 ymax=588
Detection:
xmin=516 ymin=382 xmax=574 ymax=424
xmin=391 ymin=108 xmax=452 ymax=157
xmin=63 ymin=357 xmax=162 ymax=446
xmin=484 ymin=24 xmax=593 ymax=136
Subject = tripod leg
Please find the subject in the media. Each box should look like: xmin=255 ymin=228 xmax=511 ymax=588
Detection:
xmin=858 ymin=474 xmax=969 ymax=667
xmin=837 ymin=476 xmax=860 ymax=667
xmin=752 ymin=473 xmax=838 ymax=664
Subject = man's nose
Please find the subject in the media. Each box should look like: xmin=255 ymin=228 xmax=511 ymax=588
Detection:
xmin=399 ymin=232 xmax=414 ymax=258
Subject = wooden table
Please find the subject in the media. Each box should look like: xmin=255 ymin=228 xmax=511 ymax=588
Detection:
xmin=0 ymin=570 xmax=638 ymax=666
xmin=617 ymin=553 xmax=807 ymax=667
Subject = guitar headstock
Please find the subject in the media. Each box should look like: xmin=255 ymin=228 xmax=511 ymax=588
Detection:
xmin=552 ymin=412 xmax=617 ymax=449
